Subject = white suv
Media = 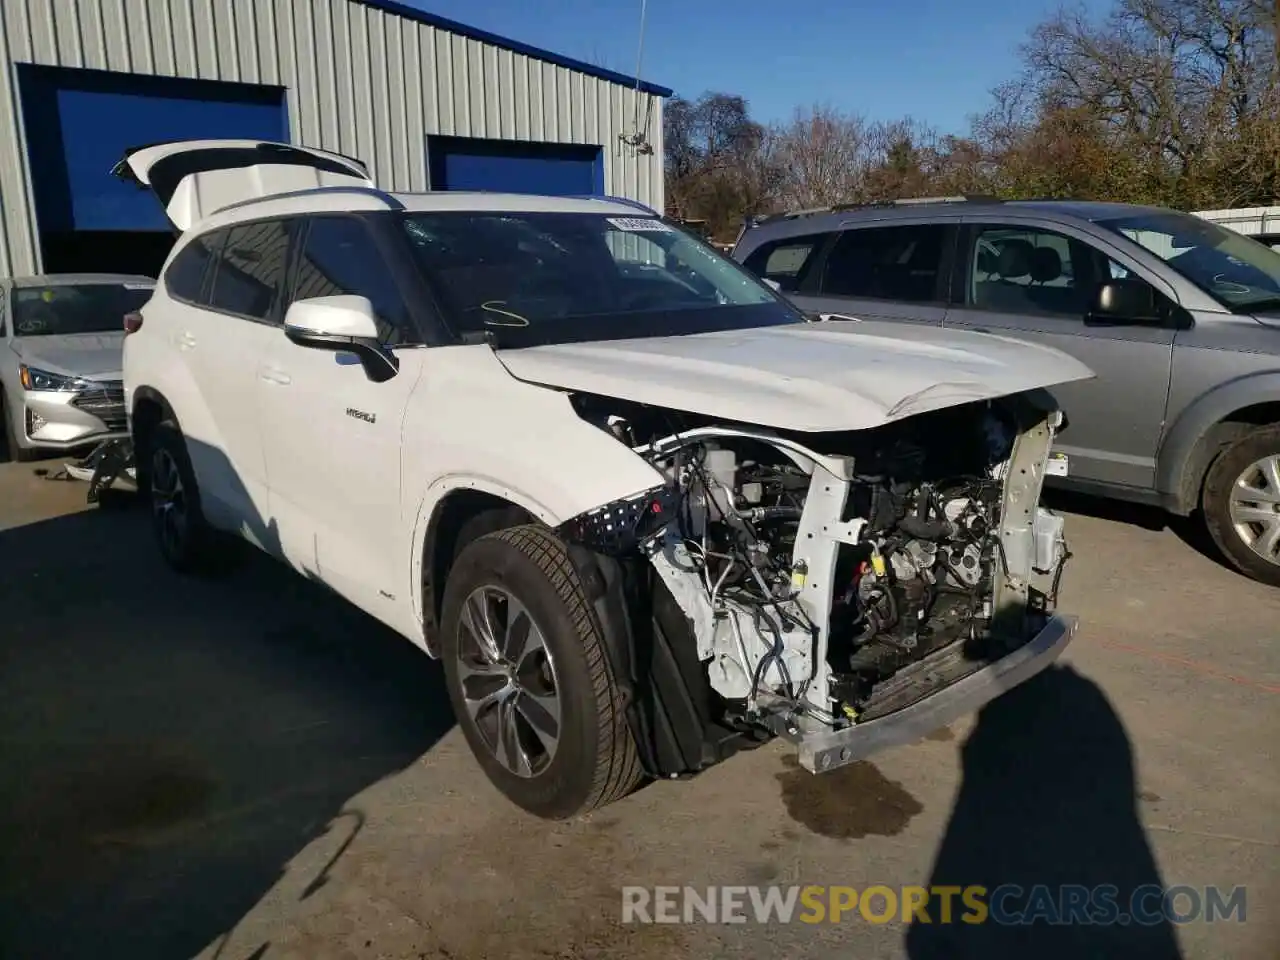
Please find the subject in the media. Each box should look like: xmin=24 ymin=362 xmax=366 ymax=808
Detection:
xmin=119 ymin=139 xmax=1091 ymax=819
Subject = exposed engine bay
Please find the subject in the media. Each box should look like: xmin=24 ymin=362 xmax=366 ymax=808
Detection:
xmin=560 ymin=391 xmax=1072 ymax=773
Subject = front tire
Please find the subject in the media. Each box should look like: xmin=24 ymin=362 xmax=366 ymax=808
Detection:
xmin=1203 ymin=425 xmax=1280 ymax=587
xmin=440 ymin=525 xmax=642 ymax=819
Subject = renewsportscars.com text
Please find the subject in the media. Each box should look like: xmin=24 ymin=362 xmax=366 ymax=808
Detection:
xmin=621 ymin=884 xmax=1247 ymax=926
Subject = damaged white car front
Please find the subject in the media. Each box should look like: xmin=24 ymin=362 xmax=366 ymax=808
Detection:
xmin=536 ymin=329 xmax=1086 ymax=777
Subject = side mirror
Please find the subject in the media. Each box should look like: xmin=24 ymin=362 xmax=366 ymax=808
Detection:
xmin=762 ymin=278 xmax=782 ymax=292
xmin=284 ymin=295 xmax=398 ymax=383
xmin=1086 ymin=278 xmax=1163 ymax=326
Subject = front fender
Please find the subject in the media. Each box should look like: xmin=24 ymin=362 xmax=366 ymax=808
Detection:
xmin=401 ymin=347 xmax=670 ymax=636
xmin=1157 ymin=372 xmax=1280 ymax=514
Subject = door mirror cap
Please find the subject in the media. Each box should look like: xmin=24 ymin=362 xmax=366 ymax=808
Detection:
xmin=1087 ymin=278 xmax=1163 ymax=326
xmin=284 ymin=295 xmax=398 ymax=382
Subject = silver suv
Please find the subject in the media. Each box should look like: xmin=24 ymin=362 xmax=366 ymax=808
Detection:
xmin=733 ymin=198 xmax=1280 ymax=587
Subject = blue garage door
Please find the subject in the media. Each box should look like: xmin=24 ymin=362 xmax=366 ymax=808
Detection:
xmin=427 ymin=135 xmax=603 ymax=196
xmin=18 ymin=65 xmax=288 ymax=274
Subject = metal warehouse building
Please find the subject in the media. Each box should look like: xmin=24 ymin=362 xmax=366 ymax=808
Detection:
xmin=0 ymin=0 xmax=670 ymax=279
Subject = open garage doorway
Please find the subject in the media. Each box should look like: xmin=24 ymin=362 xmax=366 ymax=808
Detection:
xmin=18 ymin=65 xmax=289 ymax=278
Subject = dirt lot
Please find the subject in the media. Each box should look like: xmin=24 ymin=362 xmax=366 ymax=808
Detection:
xmin=0 ymin=459 xmax=1276 ymax=960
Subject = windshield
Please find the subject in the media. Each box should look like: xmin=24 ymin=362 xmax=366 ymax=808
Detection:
xmin=400 ymin=211 xmax=800 ymax=346
xmin=11 ymin=282 xmax=154 ymax=337
xmin=1096 ymin=211 xmax=1280 ymax=313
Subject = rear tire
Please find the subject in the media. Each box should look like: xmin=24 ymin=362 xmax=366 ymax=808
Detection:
xmin=440 ymin=524 xmax=642 ymax=819
xmin=144 ymin=423 xmax=225 ymax=575
xmin=1202 ymin=425 xmax=1280 ymax=587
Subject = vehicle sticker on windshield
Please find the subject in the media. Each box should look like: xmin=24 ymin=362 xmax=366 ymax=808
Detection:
xmin=124 ymin=283 xmax=155 ymax=290
xmin=607 ymin=217 xmax=672 ymax=232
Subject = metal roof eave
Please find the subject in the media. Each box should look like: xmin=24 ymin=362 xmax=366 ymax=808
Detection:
xmin=354 ymin=0 xmax=674 ymax=98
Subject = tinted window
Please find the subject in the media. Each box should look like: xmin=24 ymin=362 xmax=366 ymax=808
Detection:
xmin=969 ymin=226 xmax=1089 ymax=317
xmin=293 ymin=217 xmax=412 ymax=344
xmin=742 ymin=233 xmax=828 ymax=292
xmin=207 ymin=220 xmax=292 ymax=321
xmin=165 ymin=231 xmax=221 ymax=303
xmin=820 ymin=225 xmax=947 ymax=302
xmin=11 ymin=282 xmax=155 ymax=336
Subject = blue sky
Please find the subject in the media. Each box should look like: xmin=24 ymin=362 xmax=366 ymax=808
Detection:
xmin=403 ymin=0 xmax=1112 ymax=133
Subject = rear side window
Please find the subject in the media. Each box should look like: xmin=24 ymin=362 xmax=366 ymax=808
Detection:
xmin=207 ymin=220 xmax=293 ymax=321
xmin=819 ymin=224 xmax=949 ymax=303
xmin=291 ymin=216 xmax=412 ymax=345
xmin=165 ymin=230 xmax=222 ymax=303
xmin=742 ymin=233 xmax=828 ymax=293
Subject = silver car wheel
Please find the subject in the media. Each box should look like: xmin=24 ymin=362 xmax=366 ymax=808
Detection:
xmin=1228 ymin=453 xmax=1280 ymax=566
xmin=455 ymin=585 xmax=561 ymax=778
xmin=150 ymin=446 xmax=188 ymax=558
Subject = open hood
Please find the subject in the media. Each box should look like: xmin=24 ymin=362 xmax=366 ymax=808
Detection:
xmin=112 ymin=139 xmax=374 ymax=231
xmin=495 ymin=319 xmax=1096 ymax=433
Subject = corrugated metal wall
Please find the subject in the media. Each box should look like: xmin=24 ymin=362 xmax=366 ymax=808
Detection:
xmin=0 ymin=0 xmax=665 ymax=278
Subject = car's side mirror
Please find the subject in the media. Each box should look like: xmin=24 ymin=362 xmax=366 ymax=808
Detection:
xmin=284 ymin=295 xmax=399 ymax=383
xmin=762 ymin=278 xmax=782 ymax=292
xmin=1086 ymin=278 xmax=1164 ymax=327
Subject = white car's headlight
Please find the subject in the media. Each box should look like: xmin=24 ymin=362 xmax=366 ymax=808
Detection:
xmin=19 ymin=364 xmax=81 ymax=392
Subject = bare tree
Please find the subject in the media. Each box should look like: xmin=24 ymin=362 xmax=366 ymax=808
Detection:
xmin=769 ymin=104 xmax=873 ymax=208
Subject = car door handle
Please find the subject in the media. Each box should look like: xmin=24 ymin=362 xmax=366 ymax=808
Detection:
xmin=259 ymin=366 xmax=292 ymax=386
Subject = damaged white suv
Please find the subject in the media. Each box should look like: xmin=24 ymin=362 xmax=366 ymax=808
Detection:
xmin=119 ymin=140 xmax=1092 ymax=819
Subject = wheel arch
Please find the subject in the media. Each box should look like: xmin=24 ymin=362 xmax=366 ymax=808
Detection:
xmin=413 ymin=481 xmax=550 ymax=657
xmin=129 ymin=386 xmax=178 ymax=485
xmin=1157 ymin=376 xmax=1280 ymax=515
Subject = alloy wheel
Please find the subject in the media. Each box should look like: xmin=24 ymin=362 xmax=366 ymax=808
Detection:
xmin=455 ymin=585 xmax=562 ymax=778
xmin=1228 ymin=453 xmax=1280 ymax=566
xmin=150 ymin=446 xmax=189 ymax=558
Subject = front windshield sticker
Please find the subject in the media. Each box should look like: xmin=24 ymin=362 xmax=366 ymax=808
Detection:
xmin=607 ymin=217 xmax=673 ymax=232
xmin=123 ymin=283 xmax=155 ymax=290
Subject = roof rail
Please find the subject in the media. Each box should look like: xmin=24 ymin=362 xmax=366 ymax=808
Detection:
xmin=747 ymin=194 xmax=1003 ymax=227
xmin=571 ymin=194 xmax=659 ymax=216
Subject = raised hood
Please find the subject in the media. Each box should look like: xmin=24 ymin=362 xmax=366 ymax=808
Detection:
xmin=495 ymin=319 xmax=1096 ymax=433
xmin=112 ymin=139 xmax=374 ymax=231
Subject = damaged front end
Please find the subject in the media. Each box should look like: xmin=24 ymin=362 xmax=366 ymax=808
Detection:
xmin=558 ymin=390 xmax=1076 ymax=777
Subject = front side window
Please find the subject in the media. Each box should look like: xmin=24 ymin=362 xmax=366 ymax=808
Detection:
xmin=819 ymin=224 xmax=948 ymax=303
xmin=400 ymin=212 xmax=794 ymax=346
xmin=292 ymin=216 xmax=412 ymax=344
xmin=969 ymin=226 xmax=1088 ymax=317
xmin=206 ymin=220 xmax=292 ymax=321
xmin=742 ymin=233 xmax=829 ymax=293
xmin=1097 ymin=211 xmax=1280 ymax=313
xmin=11 ymin=282 xmax=155 ymax=337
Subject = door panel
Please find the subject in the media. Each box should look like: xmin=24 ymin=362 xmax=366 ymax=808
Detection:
xmin=259 ymin=335 xmax=422 ymax=624
xmin=178 ymin=310 xmax=276 ymax=540
xmin=946 ymin=220 xmax=1175 ymax=490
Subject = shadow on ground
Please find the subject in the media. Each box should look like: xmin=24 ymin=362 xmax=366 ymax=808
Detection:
xmin=905 ymin=664 xmax=1183 ymax=959
xmin=0 ymin=496 xmax=455 ymax=959
xmin=1043 ymin=487 xmax=1231 ymax=573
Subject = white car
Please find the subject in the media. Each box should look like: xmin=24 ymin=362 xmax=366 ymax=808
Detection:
xmin=118 ymin=139 xmax=1092 ymax=820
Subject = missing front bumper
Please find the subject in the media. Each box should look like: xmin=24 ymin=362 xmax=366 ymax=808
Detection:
xmin=771 ymin=613 xmax=1077 ymax=774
